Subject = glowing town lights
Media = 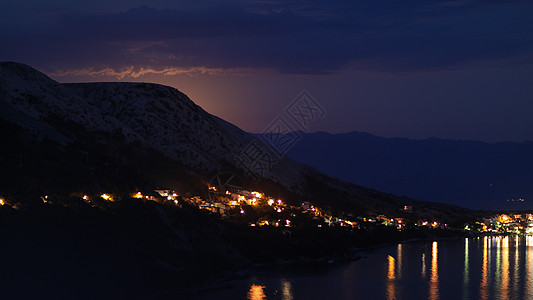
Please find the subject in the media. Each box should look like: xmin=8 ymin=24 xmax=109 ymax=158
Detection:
xmin=251 ymin=191 xmax=262 ymax=198
xmin=226 ymin=190 xmax=230 ymax=195
xmin=0 ymin=198 xmax=5 ymax=206
xmin=240 ymin=209 xmax=245 ymax=214
xmin=133 ymin=192 xmax=143 ymax=199
xmin=268 ymin=199 xmax=274 ymax=206
xmin=500 ymin=214 xmax=510 ymax=223
xmin=41 ymin=195 xmax=49 ymax=203
xmin=277 ymin=208 xmax=282 ymax=213
xmin=172 ymin=193 xmax=177 ymax=197
xmin=167 ymin=196 xmax=172 ymax=200
xmin=174 ymin=200 xmax=179 ymax=205
xmin=258 ymin=220 xmax=269 ymax=226
xmin=82 ymin=195 xmax=89 ymax=201
xmin=101 ymin=194 xmax=112 ymax=201
xmin=277 ymin=199 xmax=282 ymax=204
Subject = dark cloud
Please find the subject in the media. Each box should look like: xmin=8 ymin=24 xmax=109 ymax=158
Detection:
xmin=1 ymin=0 xmax=533 ymax=74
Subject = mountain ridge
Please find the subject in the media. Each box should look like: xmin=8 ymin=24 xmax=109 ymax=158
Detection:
xmin=284 ymin=130 xmax=533 ymax=210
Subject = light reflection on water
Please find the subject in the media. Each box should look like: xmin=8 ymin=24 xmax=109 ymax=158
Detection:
xmin=429 ymin=241 xmax=439 ymax=300
xmin=247 ymin=284 xmax=267 ymax=300
xmin=205 ymin=236 xmax=533 ymax=300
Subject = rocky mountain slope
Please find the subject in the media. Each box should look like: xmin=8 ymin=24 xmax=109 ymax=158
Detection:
xmin=0 ymin=62 xmax=473 ymax=220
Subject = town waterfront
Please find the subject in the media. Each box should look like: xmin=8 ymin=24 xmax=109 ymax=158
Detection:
xmin=200 ymin=236 xmax=533 ymax=300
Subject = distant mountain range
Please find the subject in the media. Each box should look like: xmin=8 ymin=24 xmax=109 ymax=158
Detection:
xmin=0 ymin=62 xmax=475 ymax=221
xmin=285 ymin=131 xmax=533 ymax=210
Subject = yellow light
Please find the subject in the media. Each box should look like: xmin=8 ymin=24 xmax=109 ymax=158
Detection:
xmin=82 ymin=195 xmax=89 ymax=200
xmin=0 ymin=198 xmax=4 ymax=206
xmin=101 ymin=194 xmax=112 ymax=201
xmin=268 ymin=199 xmax=274 ymax=206
xmin=133 ymin=192 xmax=143 ymax=199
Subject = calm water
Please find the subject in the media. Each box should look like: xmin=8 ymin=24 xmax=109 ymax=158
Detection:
xmin=201 ymin=236 xmax=533 ymax=300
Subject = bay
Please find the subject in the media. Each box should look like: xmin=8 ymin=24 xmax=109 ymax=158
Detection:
xmin=200 ymin=236 xmax=533 ymax=299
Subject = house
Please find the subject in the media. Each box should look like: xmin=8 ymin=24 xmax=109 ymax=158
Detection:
xmin=155 ymin=189 xmax=173 ymax=197
xmin=402 ymin=205 xmax=413 ymax=213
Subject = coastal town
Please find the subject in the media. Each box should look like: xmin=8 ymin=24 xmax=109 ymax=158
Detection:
xmin=3 ymin=183 xmax=528 ymax=236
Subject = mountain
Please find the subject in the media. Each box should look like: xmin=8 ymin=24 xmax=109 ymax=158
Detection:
xmin=285 ymin=131 xmax=533 ymax=210
xmin=0 ymin=62 xmax=475 ymax=218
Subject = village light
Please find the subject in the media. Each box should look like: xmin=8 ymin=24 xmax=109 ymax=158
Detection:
xmin=0 ymin=198 xmax=5 ymax=206
xmin=101 ymin=194 xmax=112 ymax=201
xmin=268 ymin=199 xmax=274 ymax=206
xmin=133 ymin=192 xmax=143 ymax=199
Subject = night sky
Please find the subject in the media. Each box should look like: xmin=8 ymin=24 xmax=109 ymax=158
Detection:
xmin=2 ymin=0 xmax=533 ymax=142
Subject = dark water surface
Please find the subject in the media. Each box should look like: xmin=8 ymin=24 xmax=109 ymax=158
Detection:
xmin=200 ymin=236 xmax=533 ymax=299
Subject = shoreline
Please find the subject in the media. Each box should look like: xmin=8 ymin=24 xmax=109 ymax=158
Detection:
xmin=175 ymin=230 xmax=479 ymax=297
